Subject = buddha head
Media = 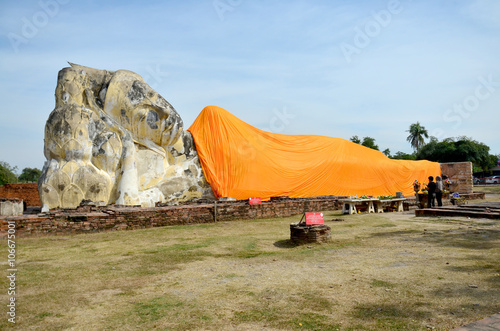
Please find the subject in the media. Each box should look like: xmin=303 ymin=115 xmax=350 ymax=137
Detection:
xmin=102 ymin=70 xmax=183 ymax=148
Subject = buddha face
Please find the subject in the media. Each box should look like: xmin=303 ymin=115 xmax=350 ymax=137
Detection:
xmin=102 ymin=70 xmax=183 ymax=148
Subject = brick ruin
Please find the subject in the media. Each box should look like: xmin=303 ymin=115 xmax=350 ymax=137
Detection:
xmin=440 ymin=162 xmax=473 ymax=194
xmin=290 ymin=223 xmax=332 ymax=244
xmin=0 ymin=197 xmax=341 ymax=237
xmin=0 ymin=183 xmax=40 ymax=207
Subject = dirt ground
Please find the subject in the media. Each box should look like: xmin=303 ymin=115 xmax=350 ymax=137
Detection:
xmin=1 ymin=192 xmax=499 ymax=330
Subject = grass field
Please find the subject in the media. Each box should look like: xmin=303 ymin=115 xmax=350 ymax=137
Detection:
xmin=1 ymin=198 xmax=499 ymax=330
xmin=474 ymin=185 xmax=500 ymax=195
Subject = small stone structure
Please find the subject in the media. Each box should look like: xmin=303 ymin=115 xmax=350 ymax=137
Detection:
xmin=0 ymin=199 xmax=24 ymax=216
xmin=290 ymin=223 xmax=331 ymax=244
xmin=440 ymin=162 xmax=473 ymax=194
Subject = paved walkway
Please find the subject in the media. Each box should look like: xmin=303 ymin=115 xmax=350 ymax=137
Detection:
xmin=452 ymin=313 xmax=500 ymax=330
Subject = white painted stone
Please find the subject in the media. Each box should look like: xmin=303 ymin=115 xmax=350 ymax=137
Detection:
xmin=39 ymin=64 xmax=214 ymax=210
xmin=0 ymin=199 xmax=23 ymax=216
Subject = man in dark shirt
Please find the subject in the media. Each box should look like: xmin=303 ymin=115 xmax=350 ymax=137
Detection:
xmin=427 ymin=176 xmax=437 ymax=208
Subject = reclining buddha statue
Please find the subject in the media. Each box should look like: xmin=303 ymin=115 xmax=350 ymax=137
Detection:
xmin=40 ymin=64 xmax=441 ymax=210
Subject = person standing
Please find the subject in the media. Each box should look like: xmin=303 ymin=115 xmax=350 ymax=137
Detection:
xmin=427 ymin=176 xmax=437 ymax=208
xmin=435 ymin=176 xmax=444 ymax=207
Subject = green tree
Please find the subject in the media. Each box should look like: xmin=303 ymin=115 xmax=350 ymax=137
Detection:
xmin=391 ymin=151 xmax=416 ymax=160
xmin=361 ymin=137 xmax=379 ymax=151
xmin=417 ymin=136 xmax=496 ymax=171
xmin=406 ymin=122 xmax=428 ymax=152
xmin=349 ymin=135 xmax=361 ymax=144
xmin=350 ymin=135 xmax=379 ymax=151
xmin=382 ymin=148 xmax=391 ymax=157
xmin=0 ymin=161 xmax=18 ymax=185
xmin=18 ymin=167 xmax=42 ymax=183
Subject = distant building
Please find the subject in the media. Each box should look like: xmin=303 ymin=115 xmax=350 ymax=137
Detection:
xmin=474 ymin=164 xmax=500 ymax=178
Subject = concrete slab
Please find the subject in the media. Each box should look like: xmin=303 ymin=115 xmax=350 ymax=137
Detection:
xmin=415 ymin=206 xmax=500 ymax=219
xmin=452 ymin=313 xmax=500 ymax=330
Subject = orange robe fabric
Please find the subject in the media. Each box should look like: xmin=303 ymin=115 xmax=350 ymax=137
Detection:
xmin=188 ymin=105 xmax=441 ymax=200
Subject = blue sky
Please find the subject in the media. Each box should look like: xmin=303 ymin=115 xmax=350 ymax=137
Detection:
xmin=1 ymin=0 xmax=499 ymax=172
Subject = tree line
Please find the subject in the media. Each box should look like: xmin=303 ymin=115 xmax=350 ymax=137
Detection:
xmin=0 ymin=162 xmax=41 ymax=186
xmin=350 ymin=121 xmax=499 ymax=173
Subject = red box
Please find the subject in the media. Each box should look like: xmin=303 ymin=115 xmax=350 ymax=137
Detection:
xmin=305 ymin=212 xmax=324 ymax=225
xmin=249 ymin=197 xmax=262 ymax=205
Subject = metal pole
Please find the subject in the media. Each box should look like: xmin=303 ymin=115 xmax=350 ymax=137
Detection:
xmin=214 ymin=201 xmax=217 ymax=222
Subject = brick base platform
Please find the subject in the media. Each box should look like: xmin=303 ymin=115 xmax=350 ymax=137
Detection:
xmin=0 ymin=197 xmax=342 ymax=237
xmin=415 ymin=202 xmax=500 ymax=219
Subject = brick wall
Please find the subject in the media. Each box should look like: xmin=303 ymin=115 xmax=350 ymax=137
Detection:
xmin=0 ymin=183 xmax=40 ymax=206
xmin=440 ymin=162 xmax=473 ymax=194
xmin=0 ymin=197 xmax=341 ymax=237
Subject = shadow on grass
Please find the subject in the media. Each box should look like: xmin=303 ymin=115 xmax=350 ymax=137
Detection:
xmin=367 ymin=228 xmax=500 ymax=250
xmin=432 ymin=283 xmax=495 ymax=300
xmin=419 ymin=228 xmax=500 ymax=250
xmin=350 ymin=302 xmax=430 ymax=329
xmin=273 ymin=239 xmax=299 ymax=248
xmin=367 ymin=229 xmax=422 ymax=238
xmin=430 ymin=285 xmax=500 ymax=318
xmin=445 ymin=257 xmax=500 ymax=274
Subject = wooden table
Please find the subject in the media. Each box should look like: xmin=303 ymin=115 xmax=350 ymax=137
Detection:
xmin=339 ymin=198 xmax=378 ymax=215
xmin=374 ymin=198 xmax=406 ymax=213
xmin=339 ymin=197 xmax=406 ymax=215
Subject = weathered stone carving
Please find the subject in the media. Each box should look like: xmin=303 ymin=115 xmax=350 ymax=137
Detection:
xmin=39 ymin=63 xmax=213 ymax=210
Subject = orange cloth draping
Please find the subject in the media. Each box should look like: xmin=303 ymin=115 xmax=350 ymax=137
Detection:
xmin=188 ymin=105 xmax=441 ymax=200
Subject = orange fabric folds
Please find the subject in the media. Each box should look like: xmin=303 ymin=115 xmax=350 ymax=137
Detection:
xmin=188 ymin=106 xmax=441 ymax=200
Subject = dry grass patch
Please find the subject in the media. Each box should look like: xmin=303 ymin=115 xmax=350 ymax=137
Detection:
xmin=474 ymin=185 xmax=500 ymax=203
xmin=474 ymin=185 xmax=500 ymax=195
xmin=1 ymin=207 xmax=499 ymax=330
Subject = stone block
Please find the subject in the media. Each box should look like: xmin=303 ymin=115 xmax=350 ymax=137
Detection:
xmin=0 ymin=199 xmax=23 ymax=216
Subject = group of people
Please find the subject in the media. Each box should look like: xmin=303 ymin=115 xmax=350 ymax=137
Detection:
xmin=426 ymin=175 xmax=444 ymax=208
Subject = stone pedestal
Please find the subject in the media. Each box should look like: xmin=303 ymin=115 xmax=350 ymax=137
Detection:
xmin=290 ymin=223 xmax=331 ymax=245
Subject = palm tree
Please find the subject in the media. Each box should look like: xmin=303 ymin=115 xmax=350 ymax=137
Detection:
xmin=406 ymin=122 xmax=428 ymax=152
